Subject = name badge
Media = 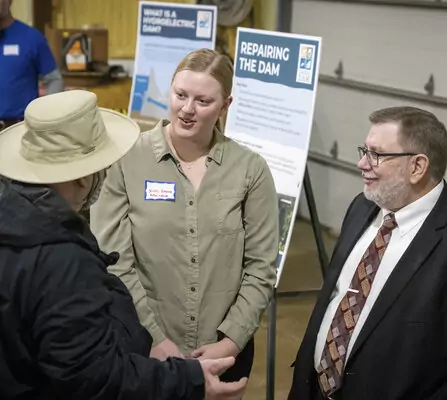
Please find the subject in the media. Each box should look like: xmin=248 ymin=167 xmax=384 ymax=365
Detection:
xmin=144 ymin=180 xmax=176 ymax=201
xmin=3 ymin=45 xmax=19 ymax=56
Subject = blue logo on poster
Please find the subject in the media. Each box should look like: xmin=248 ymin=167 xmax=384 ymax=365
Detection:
xmin=199 ymin=13 xmax=210 ymax=27
xmin=296 ymin=43 xmax=316 ymax=85
xmin=299 ymin=46 xmax=313 ymax=71
xmin=196 ymin=10 xmax=212 ymax=39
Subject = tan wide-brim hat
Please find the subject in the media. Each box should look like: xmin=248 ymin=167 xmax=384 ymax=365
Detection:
xmin=0 ymin=90 xmax=140 ymax=184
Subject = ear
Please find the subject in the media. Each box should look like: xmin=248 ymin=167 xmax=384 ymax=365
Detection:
xmin=222 ymin=95 xmax=233 ymax=111
xmin=409 ymin=154 xmax=429 ymax=184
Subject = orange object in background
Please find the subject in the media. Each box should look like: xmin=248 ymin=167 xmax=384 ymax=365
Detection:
xmin=66 ymin=40 xmax=87 ymax=71
xmin=62 ymin=34 xmax=91 ymax=72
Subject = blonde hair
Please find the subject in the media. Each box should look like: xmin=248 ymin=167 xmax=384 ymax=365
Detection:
xmin=172 ymin=48 xmax=233 ymax=131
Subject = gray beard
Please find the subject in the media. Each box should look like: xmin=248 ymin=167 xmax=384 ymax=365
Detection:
xmin=364 ymin=177 xmax=409 ymax=210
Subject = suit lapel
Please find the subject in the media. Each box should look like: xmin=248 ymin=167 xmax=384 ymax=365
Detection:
xmin=347 ymin=185 xmax=447 ymax=363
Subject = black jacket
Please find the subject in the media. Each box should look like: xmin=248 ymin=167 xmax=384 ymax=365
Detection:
xmin=0 ymin=180 xmax=204 ymax=399
xmin=289 ymin=187 xmax=447 ymax=400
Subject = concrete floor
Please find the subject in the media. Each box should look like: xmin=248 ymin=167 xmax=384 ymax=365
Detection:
xmin=243 ymin=218 xmax=337 ymax=399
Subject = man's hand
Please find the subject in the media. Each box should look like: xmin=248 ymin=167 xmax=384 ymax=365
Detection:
xmin=150 ymin=338 xmax=184 ymax=361
xmin=191 ymin=337 xmax=239 ymax=360
xmin=200 ymin=357 xmax=248 ymax=400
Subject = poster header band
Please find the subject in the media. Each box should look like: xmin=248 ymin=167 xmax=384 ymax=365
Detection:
xmin=140 ymin=4 xmax=215 ymax=41
xmin=236 ymin=30 xmax=320 ymax=90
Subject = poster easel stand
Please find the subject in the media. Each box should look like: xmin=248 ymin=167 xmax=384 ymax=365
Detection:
xmin=266 ymin=165 xmax=329 ymax=400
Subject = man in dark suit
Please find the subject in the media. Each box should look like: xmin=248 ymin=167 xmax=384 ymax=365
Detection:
xmin=288 ymin=106 xmax=447 ymax=400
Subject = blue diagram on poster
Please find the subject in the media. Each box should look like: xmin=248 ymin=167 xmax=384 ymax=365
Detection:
xmin=129 ymin=1 xmax=217 ymax=123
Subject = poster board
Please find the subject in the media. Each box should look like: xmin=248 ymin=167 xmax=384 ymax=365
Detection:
xmin=224 ymin=27 xmax=322 ymax=285
xmin=129 ymin=1 xmax=217 ymax=126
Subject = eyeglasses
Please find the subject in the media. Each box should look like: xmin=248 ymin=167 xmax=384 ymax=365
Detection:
xmin=357 ymin=146 xmax=417 ymax=167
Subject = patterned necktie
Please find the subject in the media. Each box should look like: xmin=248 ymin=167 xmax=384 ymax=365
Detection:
xmin=317 ymin=212 xmax=398 ymax=396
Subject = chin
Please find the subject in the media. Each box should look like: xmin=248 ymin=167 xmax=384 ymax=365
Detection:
xmin=364 ymin=190 xmax=385 ymax=208
xmin=170 ymin=121 xmax=192 ymax=134
xmin=364 ymin=187 xmax=375 ymax=201
xmin=364 ymin=188 xmax=399 ymax=210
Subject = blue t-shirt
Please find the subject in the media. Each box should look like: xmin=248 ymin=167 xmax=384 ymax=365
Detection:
xmin=0 ymin=20 xmax=57 ymax=119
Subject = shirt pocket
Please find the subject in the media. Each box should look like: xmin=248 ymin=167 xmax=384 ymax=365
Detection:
xmin=216 ymin=190 xmax=245 ymax=234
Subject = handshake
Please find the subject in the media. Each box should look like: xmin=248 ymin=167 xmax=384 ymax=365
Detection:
xmin=151 ymin=338 xmax=248 ymax=399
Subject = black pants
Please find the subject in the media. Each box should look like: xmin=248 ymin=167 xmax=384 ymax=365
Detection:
xmin=219 ymin=337 xmax=255 ymax=382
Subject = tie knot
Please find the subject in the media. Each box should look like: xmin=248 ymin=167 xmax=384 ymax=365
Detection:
xmin=382 ymin=213 xmax=397 ymax=230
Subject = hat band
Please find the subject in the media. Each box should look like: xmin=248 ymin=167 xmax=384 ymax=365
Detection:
xmin=19 ymin=107 xmax=109 ymax=164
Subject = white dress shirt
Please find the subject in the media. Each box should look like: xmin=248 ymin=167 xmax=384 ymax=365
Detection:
xmin=314 ymin=181 xmax=444 ymax=369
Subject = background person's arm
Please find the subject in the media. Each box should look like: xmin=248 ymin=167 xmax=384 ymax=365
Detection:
xmin=34 ymin=31 xmax=64 ymax=94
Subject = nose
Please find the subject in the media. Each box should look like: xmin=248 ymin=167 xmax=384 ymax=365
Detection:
xmin=357 ymin=153 xmax=370 ymax=171
xmin=182 ymin=99 xmax=195 ymax=115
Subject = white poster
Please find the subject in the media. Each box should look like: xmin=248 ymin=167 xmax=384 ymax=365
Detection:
xmin=129 ymin=1 xmax=217 ymax=125
xmin=224 ymin=27 xmax=322 ymax=285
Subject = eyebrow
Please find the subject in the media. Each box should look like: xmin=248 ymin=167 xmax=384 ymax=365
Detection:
xmin=173 ymin=87 xmax=215 ymax=100
xmin=366 ymin=144 xmax=383 ymax=152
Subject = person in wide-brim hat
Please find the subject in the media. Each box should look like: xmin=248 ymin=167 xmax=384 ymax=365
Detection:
xmin=0 ymin=89 xmax=247 ymax=400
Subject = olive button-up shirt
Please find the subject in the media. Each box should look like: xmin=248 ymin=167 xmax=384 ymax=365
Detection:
xmin=90 ymin=119 xmax=279 ymax=354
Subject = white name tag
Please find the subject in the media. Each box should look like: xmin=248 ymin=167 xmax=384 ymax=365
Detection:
xmin=144 ymin=180 xmax=176 ymax=201
xmin=3 ymin=45 xmax=19 ymax=56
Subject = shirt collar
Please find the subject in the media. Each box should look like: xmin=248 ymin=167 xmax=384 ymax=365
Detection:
xmin=150 ymin=119 xmax=172 ymax=162
xmin=207 ymin=130 xmax=224 ymax=165
xmin=150 ymin=119 xmax=224 ymax=165
xmin=379 ymin=180 xmax=444 ymax=237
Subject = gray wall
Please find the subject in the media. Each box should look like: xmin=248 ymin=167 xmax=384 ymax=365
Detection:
xmin=291 ymin=0 xmax=447 ymax=232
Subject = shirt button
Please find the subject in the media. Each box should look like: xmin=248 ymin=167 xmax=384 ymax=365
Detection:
xmin=189 ymin=200 xmax=194 ymax=206
xmin=190 ymin=228 xmax=195 ymax=234
xmin=207 ymin=157 xmax=212 ymax=162
xmin=191 ymin=287 xmax=196 ymax=292
xmin=190 ymin=316 xmax=195 ymax=321
xmin=191 ymin=257 xmax=196 ymax=263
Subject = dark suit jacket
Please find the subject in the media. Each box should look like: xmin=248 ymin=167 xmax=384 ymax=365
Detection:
xmin=288 ymin=185 xmax=447 ymax=400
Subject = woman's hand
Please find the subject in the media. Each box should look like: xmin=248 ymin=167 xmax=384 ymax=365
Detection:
xmin=190 ymin=337 xmax=239 ymax=360
xmin=150 ymin=338 xmax=184 ymax=361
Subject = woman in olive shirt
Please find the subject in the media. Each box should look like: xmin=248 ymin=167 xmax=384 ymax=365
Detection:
xmin=90 ymin=48 xmax=279 ymax=381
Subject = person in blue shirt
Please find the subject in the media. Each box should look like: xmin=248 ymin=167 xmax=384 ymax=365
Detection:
xmin=0 ymin=0 xmax=63 ymax=131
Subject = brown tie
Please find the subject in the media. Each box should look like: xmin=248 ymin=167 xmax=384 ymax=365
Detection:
xmin=317 ymin=213 xmax=398 ymax=396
